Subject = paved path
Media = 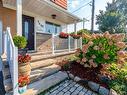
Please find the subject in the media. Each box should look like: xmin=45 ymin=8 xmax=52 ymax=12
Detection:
xmin=45 ymin=80 xmax=98 ymax=95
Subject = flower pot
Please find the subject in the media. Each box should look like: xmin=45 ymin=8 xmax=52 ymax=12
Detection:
xmin=59 ymin=35 xmax=68 ymax=39
xmin=18 ymin=62 xmax=31 ymax=76
xmin=18 ymin=85 xmax=27 ymax=94
xmin=18 ymin=48 xmax=28 ymax=55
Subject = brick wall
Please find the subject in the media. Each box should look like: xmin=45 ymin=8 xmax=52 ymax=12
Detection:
xmin=0 ymin=0 xmax=16 ymax=36
xmin=50 ymin=0 xmax=67 ymax=10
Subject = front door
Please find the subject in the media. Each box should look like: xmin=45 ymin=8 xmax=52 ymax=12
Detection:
xmin=22 ymin=15 xmax=34 ymax=50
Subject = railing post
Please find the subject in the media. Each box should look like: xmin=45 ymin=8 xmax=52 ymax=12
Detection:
xmin=0 ymin=21 xmax=2 ymax=55
xmin=13 ymin=47 xmax=19 ymax=95
xmin=80 ymin=37 xmax=82 ymax=49
xmin=52 ymin=34 xmax=55 ymax=55
xmin=7 ymin=28 xmax=10 ymax=62
xmin=68 ymin=35 xmax=71 ymax=52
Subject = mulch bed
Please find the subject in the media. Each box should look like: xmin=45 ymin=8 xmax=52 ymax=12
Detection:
xmin=62 ymin=62 xmax=114 ymax=89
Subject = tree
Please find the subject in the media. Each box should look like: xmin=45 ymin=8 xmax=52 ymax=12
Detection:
xmin=96 ymin=6 xmax=126 ymax=33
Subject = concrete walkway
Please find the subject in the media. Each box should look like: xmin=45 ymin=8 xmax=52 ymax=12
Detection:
xmin=45 ymin=80 xmax=98 ymax=95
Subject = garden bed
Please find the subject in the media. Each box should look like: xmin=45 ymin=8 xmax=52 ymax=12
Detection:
xmin=66 ymin=62 xmax=110 ymax=88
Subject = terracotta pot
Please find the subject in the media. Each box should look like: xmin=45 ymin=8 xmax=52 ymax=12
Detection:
xmin=18 ymin=62 xmax=31 ymax=76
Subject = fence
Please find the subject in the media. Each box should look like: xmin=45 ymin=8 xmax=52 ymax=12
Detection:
xmin=52 ymin=34 xmax=82 ymax=54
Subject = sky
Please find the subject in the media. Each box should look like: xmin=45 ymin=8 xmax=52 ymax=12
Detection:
xmin=67 ymin=0 xmax=112 ymax=32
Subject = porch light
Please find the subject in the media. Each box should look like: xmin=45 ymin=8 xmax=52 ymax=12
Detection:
xmin=51 ymin=14 xmax=56 ymax=19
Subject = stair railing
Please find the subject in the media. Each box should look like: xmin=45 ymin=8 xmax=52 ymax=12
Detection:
xmin=5 ymin=27 xmax=18 ymax=95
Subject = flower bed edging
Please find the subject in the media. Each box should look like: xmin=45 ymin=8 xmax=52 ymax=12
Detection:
xmin=67 ymin=72 xmax=118 ymax=95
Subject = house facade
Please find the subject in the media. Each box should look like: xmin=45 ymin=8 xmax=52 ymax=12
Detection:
xmin=0 ymin=0 xmax=81 ymax=52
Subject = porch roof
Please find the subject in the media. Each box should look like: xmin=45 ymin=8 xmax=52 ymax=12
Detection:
xmin=2 ymin=0 xmax=82 ymax=24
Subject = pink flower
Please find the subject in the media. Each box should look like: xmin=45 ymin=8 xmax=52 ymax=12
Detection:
xmin=88 ymin=41 xmax=94 ymax=46
xmin=82 ymin=58 xmax=87 ymax=62
xmin=76 ymin=60 xmax=81 ymax=63
xmin=103 ymin=31 xmax=111 ymax=39
xmin=111 ymin=34 xmax=119 ymax=42
xmin=116 ymin=34 xmax=125 ymax=42
xmin=103 ymin=54 xmax=110 ymax=59
xmin=108 ymin=41 xmax=113 ymax=46
xmin=117 ymin=51 xmax=126 ymax=58
xmin=82 ymin=45 xmax=89 ymax=53
xmin=92 ymin=55 xmax=96 ymax=59
xmin=93 ymin=46 xmax=99 ymax=50
xmin=115 ymin=42 xmax=126 ymax=49
xmin=92 ymin=62 xmax=97 ymax=68
xmin=89 ymin=59 xmax=94 ymax=65
xmin=91 ymin=33 xmax=97 ymax=39
xmin=117 ymin=58 xmax=125 ymax=64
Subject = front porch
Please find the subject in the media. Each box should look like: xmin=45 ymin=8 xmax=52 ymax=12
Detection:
xmin=2 ymin=0 xmax=82 ymax=54
xmin=0 ymin=0 xmax=83 ymax=95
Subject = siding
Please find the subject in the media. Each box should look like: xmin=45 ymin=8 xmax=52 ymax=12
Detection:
xmin=50 ymin=0 xmax=67 ymax=10
xmin=0 ymin=0 xmax=16 ymax=36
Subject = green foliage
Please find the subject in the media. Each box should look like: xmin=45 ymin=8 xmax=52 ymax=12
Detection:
xmin=86 ymin=37 xmax=118 ymax=65
xmin=108 ymin=79 xmax=127 ymax=95
xmin=108 ymin=63 xmax=127 ymax=94
xmin=62 ymin=63 xmax=70 ymax=71
xmin=13 ymin=36 xmax=27 ymax=49
xmin=77 ymin=29 xmax=91 ymax=35
xmin=108 ymin=63 xmax=127 ymax=81
xmin=96 ymin=11 xmax=126 ymax=33
xmin=68 ymin=55 xmax=80 ymax=62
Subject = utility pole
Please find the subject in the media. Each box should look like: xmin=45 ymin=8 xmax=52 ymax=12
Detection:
xmin=83 ymin=18 xmax=85 ymax=29
xmin=91 ymin=0 xmax=95 ymax=32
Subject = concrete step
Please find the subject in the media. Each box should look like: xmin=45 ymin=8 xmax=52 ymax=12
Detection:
xmin=22 ymin=71 xmax=68 ymax=95
xmin=31 ymin=51 xmax=74 ymax=62
xmin=29 ymin=51 xmax=52 ymax=56
xmin=30 ymin=64 xmax=61 ymax=83
xmin=30 ymin=59 xmax=56 ymax=70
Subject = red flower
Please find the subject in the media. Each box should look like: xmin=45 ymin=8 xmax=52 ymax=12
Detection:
xmin=18 ymin=76 xmax=30 ymax=87
xmin=18 ymin=54 xmax=31 ymax=64
xmin=59 ymin=32 xmax=69 ymax=38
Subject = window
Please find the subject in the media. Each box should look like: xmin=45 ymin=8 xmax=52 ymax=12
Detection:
xmin=24 ymin=21 xmax=29 ymax=40
xmin=46 ymin=21 xmax=61 ymax=34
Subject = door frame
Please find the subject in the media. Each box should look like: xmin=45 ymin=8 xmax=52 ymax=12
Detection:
xmin=22 ymin=15 xmax=36 ymax=52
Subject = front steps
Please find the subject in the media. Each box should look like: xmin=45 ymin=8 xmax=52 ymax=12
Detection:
xmin=22 ymin=71 xmax=68 ymax=95
xmin=3 ymin=51 xmax=73 ymax=95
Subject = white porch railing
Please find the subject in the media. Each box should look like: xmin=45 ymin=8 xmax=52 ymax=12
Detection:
xmin=0 ymin=20 xmax=3 ymax=55
xmin=4 ymin=27 xmax=18 ymax=95
xmin=52 ymin=34 xmax=82 ymax=54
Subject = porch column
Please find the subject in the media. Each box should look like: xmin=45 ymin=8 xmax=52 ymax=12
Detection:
xmin=16 ymin=0 xmax=22 ymax=36
xmin=74 ymin=21 xmax=77 ymax=49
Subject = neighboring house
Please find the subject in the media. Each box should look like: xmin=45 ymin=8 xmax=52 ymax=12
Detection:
xmin=0 ymin=0 xmax=82 ymax=95
xmin=0 ymin=0 xmax=81 ymax=53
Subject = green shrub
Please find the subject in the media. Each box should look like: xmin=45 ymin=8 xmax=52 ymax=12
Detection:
xmin=13 ymin=36 xmax=27 ymax=49
xmin=75 ymin=32 xmax=126 ymax=68
xmin=108 ymin=63 xmax=127 ymax=81
xmin=108 ymin=79 xmax=127 ymax=95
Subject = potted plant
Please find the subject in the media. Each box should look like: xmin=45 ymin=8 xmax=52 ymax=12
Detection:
xmin=18 ymin=54 xmax=31 ymax=76
xmin=59 ymin=32 xmax=69 ymax=39
xmin=18 ymin=76 xmax=30 ymax=94
xmin=13 ymin=36 xmax=28 ymax=55
xmin=70 ymin=34 xmax=81 ymax=39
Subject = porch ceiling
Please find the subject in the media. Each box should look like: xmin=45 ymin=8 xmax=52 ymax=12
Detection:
xmin=2 ymin=0 xmax=82 ymax=24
